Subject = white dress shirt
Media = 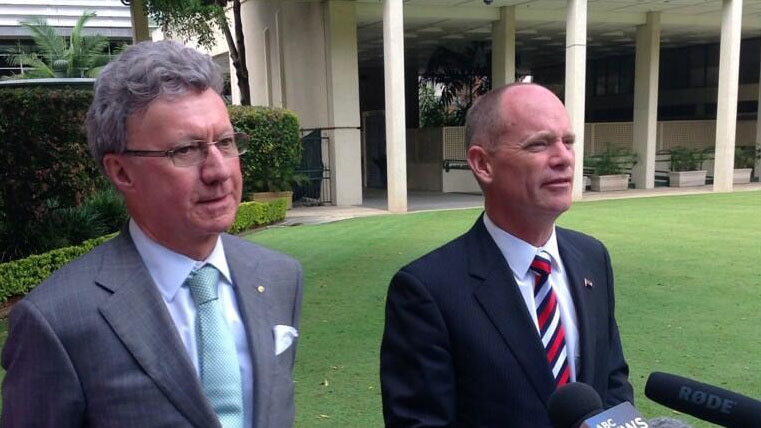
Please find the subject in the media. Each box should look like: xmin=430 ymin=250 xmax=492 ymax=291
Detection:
xmin=129 ymin=220 xmax=253 ymax=427
xmin=482 ymin=214 xmax=580 ymax=382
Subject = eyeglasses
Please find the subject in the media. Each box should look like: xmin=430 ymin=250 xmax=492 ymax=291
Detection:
xmin=123 ymin=132 xmax=250 ymax=167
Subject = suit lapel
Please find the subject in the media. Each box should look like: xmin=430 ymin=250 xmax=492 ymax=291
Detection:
xmin=96 ymin=232 xmax=219 ymax=428
xmin=224 ymin=235 xmax=274 ymax=428
xmin=557 ymin=229 xmax=597 ymax=385
xmin=468 ymin=219 xmax=558 ymax=404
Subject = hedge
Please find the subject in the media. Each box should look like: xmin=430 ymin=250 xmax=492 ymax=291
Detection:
xmin=0 ymin=199 xmax=287 ymax=305
xmin=229 ymin=105 xmax=302 ymax=193
xmin=0 ymin=86 xmax=103 ymax=261
xmin=228 ymin=198 xmax=287 ymax=234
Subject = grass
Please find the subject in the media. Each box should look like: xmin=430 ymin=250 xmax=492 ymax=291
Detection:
xmin=246 ymin=191 xmax=761 ymax=427
xmin=0 ymin=191 xmax=758 ymax=426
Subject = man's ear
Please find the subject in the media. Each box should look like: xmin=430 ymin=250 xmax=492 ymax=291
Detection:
xmin=467 ymin=145 xmax=493 ymax=185
xmin=102 ymin=154 xmax=135 ymax=192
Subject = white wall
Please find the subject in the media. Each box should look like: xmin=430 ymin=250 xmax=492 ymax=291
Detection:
xmin=0 ymin=1 xmax=133 ymax=38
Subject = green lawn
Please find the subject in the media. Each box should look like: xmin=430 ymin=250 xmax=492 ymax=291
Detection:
xmin=0 ymin=191 xmax=758 ymax=427
xmin=247 ymin=191 xmax=761 ymax=427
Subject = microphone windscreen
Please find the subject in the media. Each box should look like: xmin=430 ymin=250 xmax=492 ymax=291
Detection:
xmin=645 ymin=372 xmax=761 ymax=428
xmin=547 ymin=382 xmax=603 ymax=428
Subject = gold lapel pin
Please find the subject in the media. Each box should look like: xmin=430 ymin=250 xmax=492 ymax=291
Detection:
xmin=584 ymin=278 xmax=593 ymax=288
xmin=257 ymin=285 xmax=265 ymax=293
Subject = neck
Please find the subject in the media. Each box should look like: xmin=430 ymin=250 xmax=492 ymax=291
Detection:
xmin=485 ymin=208 xmax=555 ymax=247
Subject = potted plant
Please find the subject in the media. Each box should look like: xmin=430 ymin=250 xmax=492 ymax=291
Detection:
xmin=733 ymin=145 xmax=760 ymax=184
xmin=229 ymin=106 xmax=302 ymax=209
xmin=668 ymin=146 xmax=707 ymax=187
xmin=584 ymin=144 xmax=638 ymax=192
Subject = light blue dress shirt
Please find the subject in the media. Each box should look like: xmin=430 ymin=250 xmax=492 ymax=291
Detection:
xmin=129 ymin=220 xmax=253 ymax=427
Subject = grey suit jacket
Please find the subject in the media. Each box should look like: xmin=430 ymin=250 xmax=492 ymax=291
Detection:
xmin=1 ymin=230 xmax=303 ymax=428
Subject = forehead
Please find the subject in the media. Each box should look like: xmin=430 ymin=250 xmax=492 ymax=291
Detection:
xmin=499 ymin=86 xmax=571 ymax=139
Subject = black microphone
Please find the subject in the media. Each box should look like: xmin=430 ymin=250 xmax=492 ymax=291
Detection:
xmin=645 ymin=372 xmax=761 ymax=428
xmin=548 ymin=382 xmax=647 ymax=428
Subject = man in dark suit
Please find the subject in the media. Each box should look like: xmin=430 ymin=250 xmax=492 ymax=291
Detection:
xmin=380 ymin=83 xmax=633 ymax=427
xmin=2 ymin=40 xmax=302 ymax=427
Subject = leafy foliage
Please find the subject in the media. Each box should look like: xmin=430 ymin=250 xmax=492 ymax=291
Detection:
xmin=145 ymin=0 xmax=251 ymax=104
xmin=585 ymin=143 xmax=638 ymax=176
xmin=418 ymin=82 xmax=461 ymax=128
xmin=421 ymin=41 xmax=491 ymax=126
xmin=4 ymin=12 xmax=112 ymax=79
xmin=227 ymin=199 xmax=287 ymax=234
xmin=229 ymin=106 xmax=302 ymax=193
xmin=734 ymin=145 xmax=761 ymax=169
xmin=145 ymin=0 xmax=223 ymax=51
xmin=0 ymin=198 xmax=285 ymax=304
xmin=0 ymin=86 xmax=103 ymax=261
xmin=0 ymin=233 xmax=115 ymax=304
xmin=668 ymin=146 xmax=707 ymax=172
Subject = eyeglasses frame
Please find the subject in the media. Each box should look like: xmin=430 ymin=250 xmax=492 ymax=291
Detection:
xmin=122 ymin=132 xmax=250 ymax=167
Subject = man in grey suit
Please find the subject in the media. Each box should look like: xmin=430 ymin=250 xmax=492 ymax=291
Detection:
xmin=1 ymin=40 xmax=303 ymax=428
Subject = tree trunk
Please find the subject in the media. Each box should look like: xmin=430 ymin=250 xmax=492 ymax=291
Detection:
xmin=217 ymin=0 xmax=250 ymax=105
xmin=232 ymin=0 xmax=250 ymax=105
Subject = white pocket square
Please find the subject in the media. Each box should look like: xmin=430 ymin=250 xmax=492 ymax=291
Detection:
xmin=273 ymin=325 xmax=299 ymax=356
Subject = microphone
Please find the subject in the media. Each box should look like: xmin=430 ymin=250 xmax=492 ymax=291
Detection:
xmin=645 ymin=372 xmax=761 ymax=428
xmin=548 ymin=382 xmax=647 ymax=428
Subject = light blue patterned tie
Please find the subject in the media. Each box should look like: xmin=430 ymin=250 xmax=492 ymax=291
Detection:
xmin=186 ymin=265 xmax=244 ymax=428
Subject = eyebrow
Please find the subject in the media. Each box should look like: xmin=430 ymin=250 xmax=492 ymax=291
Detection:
xmin=522 ymin=130 xmax=576 ymax=144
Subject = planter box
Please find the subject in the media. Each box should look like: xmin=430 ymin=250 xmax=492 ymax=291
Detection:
xmin=668 ymin=170 xmax=707 ymax=187
xmin=733 ymin=168 xmax=752 ymax=184
xmin=249 ymin=191 xmax=293 ymax=209
xmin=590 ymin=174 xmax=629 ymax=192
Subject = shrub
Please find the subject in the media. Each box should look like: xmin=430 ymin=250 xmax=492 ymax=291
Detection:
xmin=585 ymin=143 xmax=638 ymax=176
xmin=0 ymin=85 xmax=101 ymax=260
xmin=0 ymin=233 xmax=115 ymax=304
xmin=669 ymin=146 xmax=706 ymax=172
xmin=0 ymin=199 xmax=285 ymax=304
xmin=734 ymin=145 xmax=761 ymax=169
xmin=228 ymin=198 xmax=287 ymax=234
xmin=229 ymin=106 xmax=302 ymax=193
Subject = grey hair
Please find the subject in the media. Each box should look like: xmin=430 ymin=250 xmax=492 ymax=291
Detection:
xmin=86 ymin=40 xmax=225 ymax=169
xmin=648 ymin=417 xmax=693 ymax=428
xmin=464 ymin=82 xmax=533 ymax=152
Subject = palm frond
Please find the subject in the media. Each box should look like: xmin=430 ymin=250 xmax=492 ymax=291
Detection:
xmin=19 ymin=17 xmax=66 ymax=60
xmin=12 ymin=11 xmax=109 ymax=78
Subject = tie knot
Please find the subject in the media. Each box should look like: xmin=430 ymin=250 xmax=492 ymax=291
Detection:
xmin=186 ymin=265 xmax=220 ymax=306
xmin=530 ymin=250 xmax=552 ymax=277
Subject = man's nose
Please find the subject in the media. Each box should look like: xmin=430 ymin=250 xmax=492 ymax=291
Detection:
xmin=200 ymin=144 xmax=233 ymax=183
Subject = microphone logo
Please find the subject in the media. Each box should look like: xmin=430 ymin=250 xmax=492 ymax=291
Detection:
xmin=582 ymin=402 xmax=649 ymax=428
xmin=678 ymin=386 xmax=736 ymax=414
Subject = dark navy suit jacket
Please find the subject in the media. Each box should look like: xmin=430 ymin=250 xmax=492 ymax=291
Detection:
xmin=380 ymin=216 xmax=633 ymax=427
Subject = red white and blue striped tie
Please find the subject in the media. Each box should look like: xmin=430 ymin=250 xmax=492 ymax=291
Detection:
xmin=530 ymin=250 xmax=570 ymax=386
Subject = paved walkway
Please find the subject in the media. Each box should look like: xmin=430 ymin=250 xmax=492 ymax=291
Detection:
xmin=282 ymin=182 xmax=761 ymax=226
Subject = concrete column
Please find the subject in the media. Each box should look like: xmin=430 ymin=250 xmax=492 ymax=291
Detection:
xmin=565 ymin=0 xmax=587 ymax=200
xmin=325 ymin=1 xmax=362 ymax=205
xmin=713 ymin=0 xmax=743 ymax=192
xmin=632 ymin=12 xmax=660 ymax=189
xmin=383 ymin=0 xmax=408 ymax=212
xmin=491 ymin=6 xmax=516 ymax=87
xmin=756 ymin=44 xmax=761 ymax=179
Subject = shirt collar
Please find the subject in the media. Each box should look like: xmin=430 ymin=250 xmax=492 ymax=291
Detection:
xmin=482 ymin=213 xmax=561 ymax=279
xmin=129 ymin=219 xmax=233 ymax=302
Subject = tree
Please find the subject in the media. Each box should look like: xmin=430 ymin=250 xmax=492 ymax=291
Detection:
xmin=145 ymin=0 xmax=250 ymax=105
xmin=421 ymin=41 xmax=491 ymax=125
xmin=5 ymin=12 xmax=112 ymax=79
